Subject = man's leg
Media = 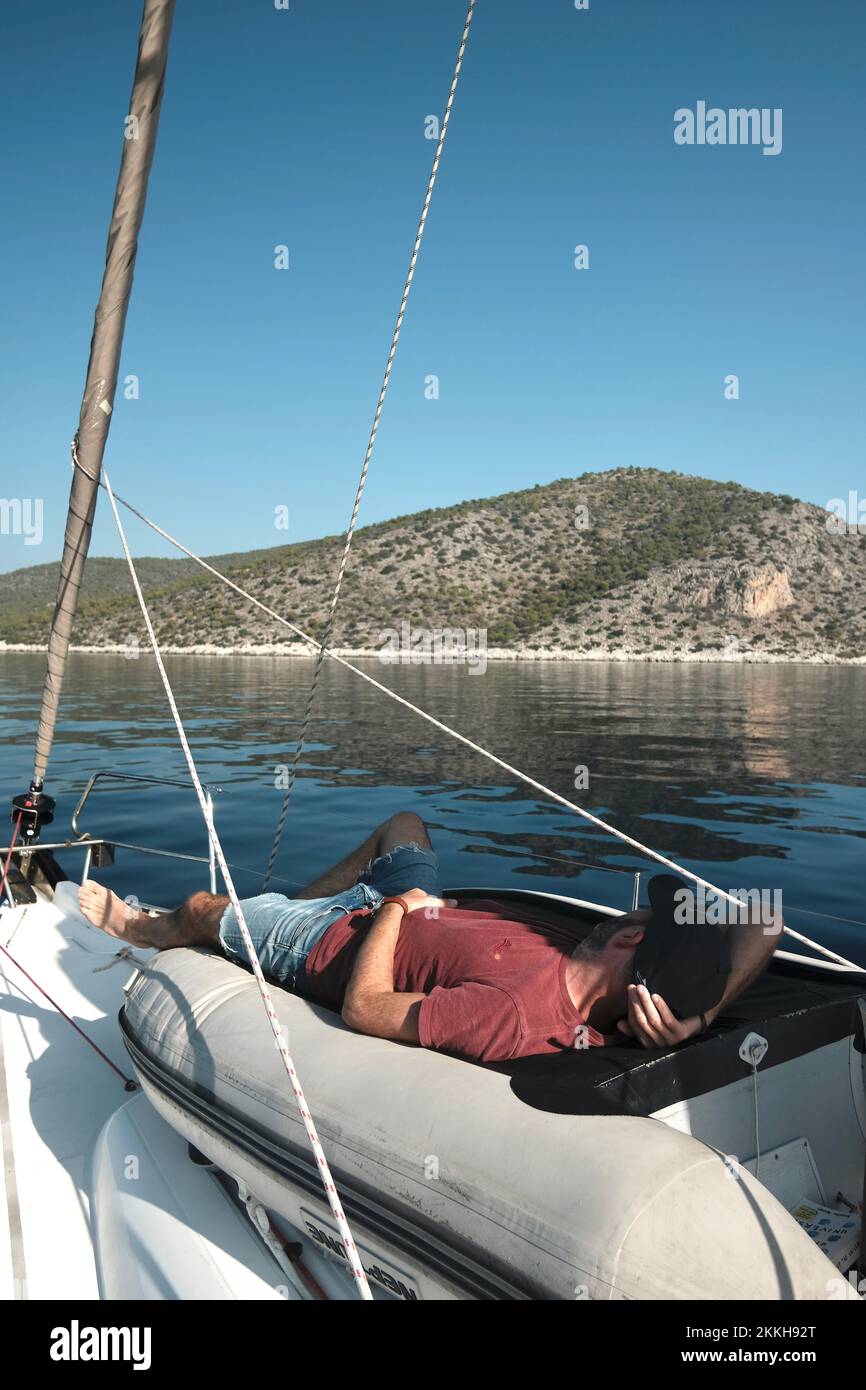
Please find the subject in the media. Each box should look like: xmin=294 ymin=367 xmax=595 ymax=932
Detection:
xmin=79 ymin=881 xmax=227 ymax=951
xmin=79 ymin=808 xmax=432 ymax=947
xmin=296 ymin=810 xmax=431 ymax=898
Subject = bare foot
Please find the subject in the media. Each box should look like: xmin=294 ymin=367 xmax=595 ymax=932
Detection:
xmin=79 ymin=880 xmax=144 ymax=942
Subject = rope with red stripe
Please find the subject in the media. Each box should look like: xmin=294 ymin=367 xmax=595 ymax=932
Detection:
xmin=0 ymin=936 xmax=136 ymax=1088
xmin=1 ymin=811 xmax=137 ymax=1086
xmin=0 ymin=813 xmax=22 ymax=908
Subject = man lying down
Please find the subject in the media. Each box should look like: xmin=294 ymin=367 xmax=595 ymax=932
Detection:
xmin=78 ymin=810 xmax=780 ymax=1063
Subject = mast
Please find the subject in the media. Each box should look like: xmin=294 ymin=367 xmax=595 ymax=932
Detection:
xmin=19 ymin=0 xmax=175 ymax=843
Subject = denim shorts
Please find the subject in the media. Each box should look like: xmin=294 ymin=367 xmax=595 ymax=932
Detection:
xmin=219 ymin=841 xmax=440 ymax=988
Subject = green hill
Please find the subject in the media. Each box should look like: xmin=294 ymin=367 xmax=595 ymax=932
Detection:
xmin=2 ymin=469 xmax=864 ymax=660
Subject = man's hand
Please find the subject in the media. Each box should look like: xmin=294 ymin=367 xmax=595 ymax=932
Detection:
xmin=616 ymin=983 xmax=703 ymax=1048
xmin=395 ymin=888 xmax=455 ymax=917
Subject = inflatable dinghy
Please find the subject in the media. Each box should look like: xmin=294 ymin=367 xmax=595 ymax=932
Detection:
xmin=117 ymin=890 xmax=866 ymax=1301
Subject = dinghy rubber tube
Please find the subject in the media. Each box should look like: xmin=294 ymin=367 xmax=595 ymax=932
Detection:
xmin=120 ymin=947 xmax=858 ymax=1301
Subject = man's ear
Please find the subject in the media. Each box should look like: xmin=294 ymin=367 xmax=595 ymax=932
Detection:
xmin=613 ymin=927 xmax=645 ymax=950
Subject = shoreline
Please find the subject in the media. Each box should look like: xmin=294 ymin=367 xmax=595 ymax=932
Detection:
xmin=2 ymin=641 xmax=864 ymax=666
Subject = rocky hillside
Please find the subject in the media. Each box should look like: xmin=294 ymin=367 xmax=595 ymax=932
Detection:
xmin=2 ymin=470 xmax=865 ymax=660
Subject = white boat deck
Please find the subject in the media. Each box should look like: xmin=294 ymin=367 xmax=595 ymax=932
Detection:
xmin=0 ymin=877 xmax=348 ymax=1301
xmin=0 ymin=882 xmax=149 ymax=1298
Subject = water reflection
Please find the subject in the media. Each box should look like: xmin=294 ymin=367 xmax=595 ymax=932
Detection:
xmin=1 ymin=652 xmax=864 ymax=960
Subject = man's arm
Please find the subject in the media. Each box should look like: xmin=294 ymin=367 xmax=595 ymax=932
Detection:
xmin=624 ymin=908 xmax=783 ymax=1048
xmin=341 ymin=889 xmax=439 ymax=1043
xmin=707 ymin=912 xmax=782 ymax=1019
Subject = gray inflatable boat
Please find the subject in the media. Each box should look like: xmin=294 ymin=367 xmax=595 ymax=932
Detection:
xmin=117 ymin=890 xmax=866 ymax=1301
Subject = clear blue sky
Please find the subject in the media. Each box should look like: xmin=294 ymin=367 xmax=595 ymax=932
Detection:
xmin=1 ymin=0 xmax=864 ymax=573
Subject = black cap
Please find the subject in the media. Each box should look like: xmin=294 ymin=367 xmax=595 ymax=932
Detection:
xmin=632 ymin=873 xmax=731 ymax=1021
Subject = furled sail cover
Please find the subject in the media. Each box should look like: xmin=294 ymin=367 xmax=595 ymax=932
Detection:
xmin=33 ymin=0 xmax=175 ymax=783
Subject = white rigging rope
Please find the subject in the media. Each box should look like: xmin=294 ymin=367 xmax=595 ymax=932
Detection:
xmin=101 ymin=467 xmax=374 ymax=1301
xmin=262 ymin=0 xmax=477 ymax=891
xmin=73 ymin=450 xmax=860 ymax=972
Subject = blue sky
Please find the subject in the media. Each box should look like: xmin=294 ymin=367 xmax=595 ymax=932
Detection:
xmin=1 ymin=0 xmax=864 ymax=573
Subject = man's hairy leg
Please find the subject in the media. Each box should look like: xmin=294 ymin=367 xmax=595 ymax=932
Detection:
xmin=79 ymin=882 xmax=227 ymax=950
xmin=296 ymin=810 xmax=432 ymax=898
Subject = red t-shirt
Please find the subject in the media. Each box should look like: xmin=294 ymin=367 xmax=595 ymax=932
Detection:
xmin=303 ymin=898 xmax=604 ymax=1064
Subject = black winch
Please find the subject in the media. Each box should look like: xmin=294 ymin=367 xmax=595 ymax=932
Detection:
xmin=11 ymin=780 xmax=56 ymax=843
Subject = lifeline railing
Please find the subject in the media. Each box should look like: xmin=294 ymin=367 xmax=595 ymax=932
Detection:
xmin=0 ymin=764 xmax=654 ymax=919
xmin=0 ymin=781 xmax=645 ymax=906
xmin=0 ymin=771 xmax=229 ymax=902
xmin=2 ymin=779 xmax=864 ymax=976
xmin=70 ymin=769 xmax=222 ymax=893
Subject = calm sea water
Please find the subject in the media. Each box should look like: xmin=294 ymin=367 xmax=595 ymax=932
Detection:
xmin=1 ymin=652 xmax=864 ymax=965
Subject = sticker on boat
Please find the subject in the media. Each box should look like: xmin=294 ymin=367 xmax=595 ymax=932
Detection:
xmin=300 ymin=1208 xmax=420 ymax=1300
